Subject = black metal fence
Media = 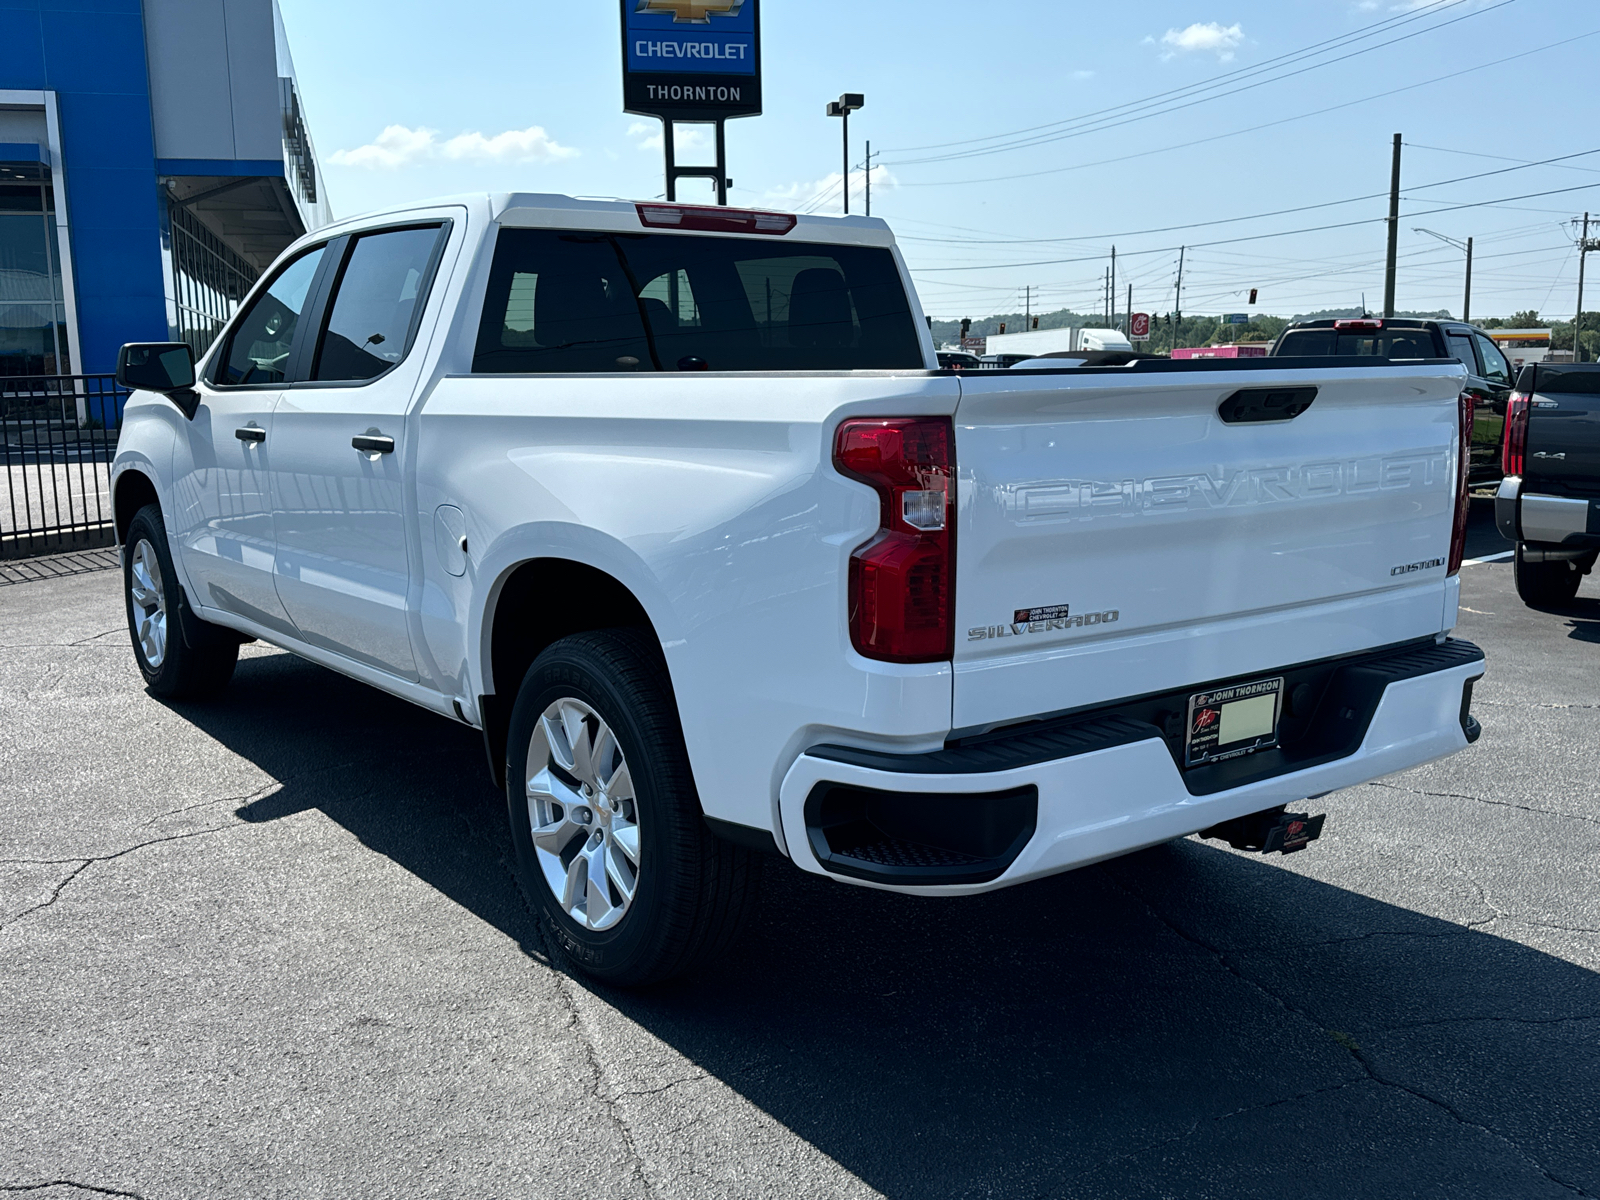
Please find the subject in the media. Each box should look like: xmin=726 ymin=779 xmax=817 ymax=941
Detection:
xmin=1 ymin=375 xmax=125 ymax=560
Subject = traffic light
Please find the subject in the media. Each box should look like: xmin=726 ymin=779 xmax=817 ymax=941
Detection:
xmin=998 ymin=323 xmax=1007 ymax=334
xmin=960 ymin=317 xmax=971 ymax=339
xmin=1249 ymin=288 xmax=1258 ymax=305
xmin=1032 ymin=316 xmax=1039 ymax=329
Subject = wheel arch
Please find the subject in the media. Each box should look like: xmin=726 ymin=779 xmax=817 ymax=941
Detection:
xmin=113 ymin=468 xmax=161 ymax=545
xmin=478 ymin=556 xmax=666 ymax=790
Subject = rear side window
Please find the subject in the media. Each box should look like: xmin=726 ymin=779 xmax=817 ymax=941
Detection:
xmin=1275 ymin=328 xmax=1437 ymax=359
xmin=1472 ymin=333 xmax=1512 ymax=386
xmin=1447 ymin=332 xmax=1480 ymax=373
xmin=473 ymin=229 xmax=922 ymax=373
xmin=1527 ymin=366 xmax=1600 ymax=394
xmin=219 ymin=245 xmax=326 ymax=385
xmin=314 ymin=224 xmax=447 ymax=382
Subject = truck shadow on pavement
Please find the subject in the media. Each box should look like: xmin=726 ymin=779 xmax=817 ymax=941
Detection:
xmin=179 ymin=648 xmax=1600 ymax=1200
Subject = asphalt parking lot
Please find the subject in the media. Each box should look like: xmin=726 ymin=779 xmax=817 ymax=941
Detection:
xmin=2 ymin=499 xmax=1597 ymax=1200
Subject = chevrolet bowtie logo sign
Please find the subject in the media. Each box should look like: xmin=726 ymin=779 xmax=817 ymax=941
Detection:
xmin=636 ymin=0 xmax=744 ymax=22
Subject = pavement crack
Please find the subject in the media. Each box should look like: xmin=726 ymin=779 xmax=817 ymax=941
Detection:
xmin=68 ymin=629 xmax=124 ymax=647
xmin=142 ymin=780 xmax=282 ymax=827
xmin=1368 ymin=780 xmax=1600 ymax=829
xmin=550 ymin=972 xmax=659 ymax=1199
xmin=0 ymin=1182 xmax=148 ymax=1198
xmin=0 ymin=827 xmax=226 ymax=934
xmin=618 ymin=1073 xmax=708 ymax=1099
xmin=1103 ymin=865 xmax=1596 ymax=1199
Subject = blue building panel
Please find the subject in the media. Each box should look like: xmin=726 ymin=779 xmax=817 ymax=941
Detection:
xmin=0 ymin=10 xmax=48 ymax=88
xmin=35 ymin=0 xmax=145 ymax=12
xmin=0 ymin=144 xmax=46 ymax=163
xmin=38 ymin=11 xmax=152 ymax=93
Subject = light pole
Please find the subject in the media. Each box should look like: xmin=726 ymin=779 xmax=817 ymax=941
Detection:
xmin=1414 ymin=228 xmax=1474 ymax=323
xmin=826 ymin=93 xmax=864 ymax=214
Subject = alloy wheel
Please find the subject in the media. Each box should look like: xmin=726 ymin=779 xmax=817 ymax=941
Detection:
xmin=526 ymin=697 xmax=641 ymax=931
xmin=128 ymin=538 xmax=168 ymax=669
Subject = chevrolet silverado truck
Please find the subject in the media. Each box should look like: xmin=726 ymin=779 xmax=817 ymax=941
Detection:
xmin=110 ymin=194 xmax=1486 ymax=985
xmin=1495 ymin=363 xmax=1600 ymax=606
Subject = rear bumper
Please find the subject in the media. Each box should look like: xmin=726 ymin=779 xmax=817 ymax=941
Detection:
xmin=1497 ymin=476 xmax=1600 ymax=549
xmin=779 ymin=640 xmax=1485 ymax=896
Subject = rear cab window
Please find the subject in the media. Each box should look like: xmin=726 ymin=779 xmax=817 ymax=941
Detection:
xmin=472 ymin=229 xmax=923 ymax=373
xmin=1275 ymin=327 xmax=1439 ymax=359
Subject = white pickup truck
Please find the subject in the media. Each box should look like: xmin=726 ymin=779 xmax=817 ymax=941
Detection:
xmin=111 ymin=194 xmax=1485 ymax=985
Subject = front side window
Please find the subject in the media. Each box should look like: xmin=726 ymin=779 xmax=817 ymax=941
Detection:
xmin=220 ymin=245 xmax=327 ymax=385
xmin=473 ymin=229 xmax=922 ymax=373
xmin=313 ymin=225 xmax=446 ymax=382
xmin=1473 ymin=333 xmax=1512 ymax=386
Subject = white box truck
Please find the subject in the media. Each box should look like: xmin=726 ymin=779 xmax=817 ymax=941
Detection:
xmin=985 ymin=326 xmax=1134 ymax=357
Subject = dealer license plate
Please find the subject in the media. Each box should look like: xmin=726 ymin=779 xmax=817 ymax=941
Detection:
xmin=1185 ymin=676 xmax=1284 ymax=767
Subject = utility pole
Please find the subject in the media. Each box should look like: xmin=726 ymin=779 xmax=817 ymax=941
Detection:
xmin=1126 ymin=283 xmax=1132 ymax=336
xmin=1383 ymin=132 xmax=1402 ymax=318
xmin=1110 ymin=245 xmax=1117 ymax=329
xmin=864 ymin=141 xmax=874 ymax=216
xmin=1575 ymin=213 xmax=1595 ymax=364
xmin=1024 ymin=285 xmax=1031 ymax=328
xmin=1173 ymin=245 xmax=1186 ymax=353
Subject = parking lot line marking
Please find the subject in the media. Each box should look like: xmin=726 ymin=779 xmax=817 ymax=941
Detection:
xmin=1463 ymin=551 xmax=1515 ymax=565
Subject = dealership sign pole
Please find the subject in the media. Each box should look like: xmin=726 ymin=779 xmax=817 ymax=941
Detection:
xmin=622 ymin=0 xmax=762 ymax=205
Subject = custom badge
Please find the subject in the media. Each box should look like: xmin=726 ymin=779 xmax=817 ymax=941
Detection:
xmin=636 ymin=0 xmax=744 ymax=21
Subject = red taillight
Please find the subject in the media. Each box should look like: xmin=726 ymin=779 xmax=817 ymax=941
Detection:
xmin=1448 ymin=390 xmax=1473 ymax=576
xmin=1502 ymin=391 xmax=1529 ymax=477
xmin=635 ymin=203 xmax=797 ymax=235
xmin=1334 ymin=318 xmax=1383 ymax=330
xmin=834 ymin=418 xmax=954 ymax=663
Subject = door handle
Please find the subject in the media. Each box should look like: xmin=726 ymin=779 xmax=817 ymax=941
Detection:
xmin=235 ymin=426 xmax=266 ymax=442
xmin=352 ymin=434 xmax=395 ymax=454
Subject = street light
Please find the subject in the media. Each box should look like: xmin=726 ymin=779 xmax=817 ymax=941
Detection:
xmin=826 ymin=93 xmax=864 ymax=214
xmin=1414 ymin=227 xmax=1474 ymax=324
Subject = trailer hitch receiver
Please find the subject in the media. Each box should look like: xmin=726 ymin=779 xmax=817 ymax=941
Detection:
xmin=1200 ymin=807 xmax=1326 ymax=854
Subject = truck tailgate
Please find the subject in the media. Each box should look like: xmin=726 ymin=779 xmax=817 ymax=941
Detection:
xmin=951 ymin=364 xmax=1465 ymax=731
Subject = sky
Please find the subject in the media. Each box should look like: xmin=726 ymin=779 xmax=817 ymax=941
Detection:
xmin=276 ymin=0 xmax=1600 ymax=323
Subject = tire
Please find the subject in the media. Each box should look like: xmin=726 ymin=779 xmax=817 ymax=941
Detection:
xmin=123 ymin=504 xmax=239 ymax=699
xmin=505 ymin=628 xmax=759 ymax=987
xmin=1514 ymin=543 xmax=1583 ymax=608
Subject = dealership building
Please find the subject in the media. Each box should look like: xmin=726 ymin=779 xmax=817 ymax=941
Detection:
xmin=1 ymin=0 xmax=330 ymax=383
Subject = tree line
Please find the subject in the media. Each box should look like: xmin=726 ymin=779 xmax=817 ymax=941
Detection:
xmin=932 ymin=306 xmax=1599 ymax=357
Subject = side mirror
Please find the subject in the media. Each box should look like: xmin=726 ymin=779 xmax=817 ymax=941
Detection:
xmin=117 ymin=342 xmax=199 ymax=419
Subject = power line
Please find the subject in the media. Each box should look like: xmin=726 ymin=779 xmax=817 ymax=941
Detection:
xmin=886 ymin=0 xmax=1513 ymax=168
xmin=911 ymin=181 xmax=1600 ymax=273
xmin=896 ymin=147 xmax=1600 ymax=251
xmin=883 ymin=0 xmax=1477 ymax=159
xmin=891 ymin=27 xmax=1597 ymax=191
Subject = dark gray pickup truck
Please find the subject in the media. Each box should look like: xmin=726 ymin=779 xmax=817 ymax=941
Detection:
xmin=1495 ymin=363 xmax=1600 ymax=606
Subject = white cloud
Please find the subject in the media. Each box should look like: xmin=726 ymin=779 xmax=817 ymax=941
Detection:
xmin=329 ymin=123 xmax=577 ymax=169
xmin=627 ymin=120 xmax=712 ymax=156
xmin=328 ymin=125 xmax=436 ymax=169
xmin=1159 ymin=21 xmax=1245 ymax=61
xmin=762 ymin=166 xmax=898 ymax=215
